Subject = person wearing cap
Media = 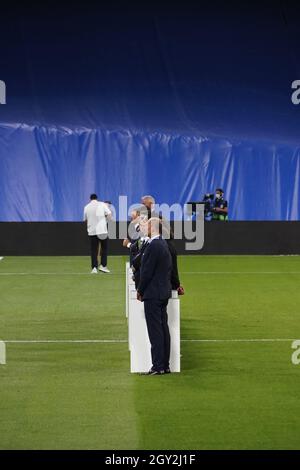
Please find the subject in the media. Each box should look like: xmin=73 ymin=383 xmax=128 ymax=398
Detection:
xmin=212 ymin=188 xmax=228 ymax=221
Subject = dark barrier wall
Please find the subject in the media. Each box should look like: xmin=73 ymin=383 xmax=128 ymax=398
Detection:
xmin=0 ymin=222 xmax=300 ymax=256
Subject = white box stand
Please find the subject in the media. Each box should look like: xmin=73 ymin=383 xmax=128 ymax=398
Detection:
xmin=127 ymin=266 xmax=181 ymax=373
xmin=0 ymin=341 xmax=6 ymax=365
xmin=125 ymin=261 xmax=129 ymax=318
xmin=125 ymin=262 xmax=135 ymax=319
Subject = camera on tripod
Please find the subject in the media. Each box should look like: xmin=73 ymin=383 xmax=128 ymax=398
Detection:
xmin=202 ymin=193 xmax=214 ymax=216
xmin=186 ymin=193 xmax=214 ymax=220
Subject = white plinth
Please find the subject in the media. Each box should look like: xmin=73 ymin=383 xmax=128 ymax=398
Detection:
xmin=0 ymin=341 xmax=6 ymax=365
xmin=125 ymin=262 xmax=135 ymax=319
xmin=125 ymin=261 xmax=130 ymax=318
xmin=128 ymin=284 xmax=181 ymax=373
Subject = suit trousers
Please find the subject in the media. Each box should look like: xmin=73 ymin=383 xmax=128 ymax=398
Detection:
xmin=144 ymin=298 xmax=170 ymax=371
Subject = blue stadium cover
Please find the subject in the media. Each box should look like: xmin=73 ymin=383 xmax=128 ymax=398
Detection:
xmin=0 ymin=1 xmax=300 ymax=220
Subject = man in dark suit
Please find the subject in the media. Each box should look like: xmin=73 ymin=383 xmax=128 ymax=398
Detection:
xmin=137 ymin=218 xmax=172 ymax=375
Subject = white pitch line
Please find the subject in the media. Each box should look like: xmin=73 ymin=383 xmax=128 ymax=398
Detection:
xmin=2 ymin=338 xmax=295 ymax=344
xmin=181 ymin=271 xmax=300 ymax=275
xmin=0 ymin=272 xmax=123 ymax=276
xmin=4 ymin=339 xmax=128 ymax=343
xmin=181 ymin=338 xmax=295 ymax=343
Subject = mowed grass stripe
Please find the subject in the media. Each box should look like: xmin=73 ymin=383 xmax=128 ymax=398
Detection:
xmin=0 ymin=343 xmax=140 ymax=450
xmin=1 ymin=255 xmax=300 ymax=449
xmin=2 ymin=341 xmax=299 ymax=449
xmin=133 ymin=341 xmax=300 ymax=450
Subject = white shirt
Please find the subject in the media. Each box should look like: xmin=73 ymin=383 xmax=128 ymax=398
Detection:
xmin=127 ymin=235 xmax=149 ymax=249
xmin=83 ymin=200 xmax=111 ymax=236
xmin=96 ymin=201 xmax=111 ymax=235
xmin=149 ymin=234 xmax=160 ymax=243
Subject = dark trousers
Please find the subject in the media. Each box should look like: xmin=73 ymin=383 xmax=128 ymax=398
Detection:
xmin=144 ymin=299 xmax=170 ymax=371
xmin=98 ymin=236 xmax=108 ymax=267
xmin=89 ymin=235 xmax=109 ymax=268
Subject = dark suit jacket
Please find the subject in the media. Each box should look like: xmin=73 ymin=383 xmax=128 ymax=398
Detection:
xmin=131 ymin=239 xmax=149 ymax=289
xmin=166 ymin=239 xmax=180 ymax=290
xmin=129 ymin=239 xmax=140 ymax=266
xmin=138 ymin=237 xmax=172 ymax=300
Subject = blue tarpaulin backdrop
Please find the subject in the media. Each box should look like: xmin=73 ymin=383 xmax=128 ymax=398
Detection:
xmin=0 ymin=1 xmax=300 ymax=221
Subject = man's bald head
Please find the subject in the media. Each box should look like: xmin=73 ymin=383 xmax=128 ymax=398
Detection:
xmin=148 ymin=217 xmax=161 ymax=238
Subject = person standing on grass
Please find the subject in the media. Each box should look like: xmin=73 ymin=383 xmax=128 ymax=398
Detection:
xmin=130 ymin=219 xmax=150 ymax=290
xmin=123 ymin=208 xmax=142 ymax=265
xmin=137 ymin=218 xmax=172 ymax=375
xmin=83 ymin=194 xmax=111 ymax=274
xmin=95 ymin=199 xmax=112 ymax=273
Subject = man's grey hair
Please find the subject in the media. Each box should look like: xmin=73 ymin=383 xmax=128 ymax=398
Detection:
xmin=141 ymin=195 xmax=155 ymax=204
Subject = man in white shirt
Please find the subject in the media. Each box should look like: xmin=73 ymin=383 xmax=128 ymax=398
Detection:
xmin=83 ymin=194 xmax=111 ymax=274
xmin=95 ymin=199 xmax=112 ymax=273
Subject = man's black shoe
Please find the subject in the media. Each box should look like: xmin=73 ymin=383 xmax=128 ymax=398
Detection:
xmin=164 ymin=368 xmax=171 ymax=374
xmin=140 ymin=368 xmax=165 ymax=375
xmin=149 ymin=369 xmax=165 ymax=375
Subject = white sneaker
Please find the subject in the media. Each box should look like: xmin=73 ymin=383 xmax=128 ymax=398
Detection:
xmin=91 ymin=267 xmax=98 ymax=274
xmin=99 ymin=265 xmax=110 ymax=273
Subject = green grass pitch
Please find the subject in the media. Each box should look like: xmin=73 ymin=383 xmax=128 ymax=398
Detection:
xmin=0 ymin=255 xmax=300 ymax=450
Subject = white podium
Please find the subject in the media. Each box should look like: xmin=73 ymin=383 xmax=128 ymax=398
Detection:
xmin=126 ymin=263 xmax=180 ymax=373
xmin=125 ymin=262 xmax=135 ymax=319
xmin=0 ymin=341 xmax=6 ymax=365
